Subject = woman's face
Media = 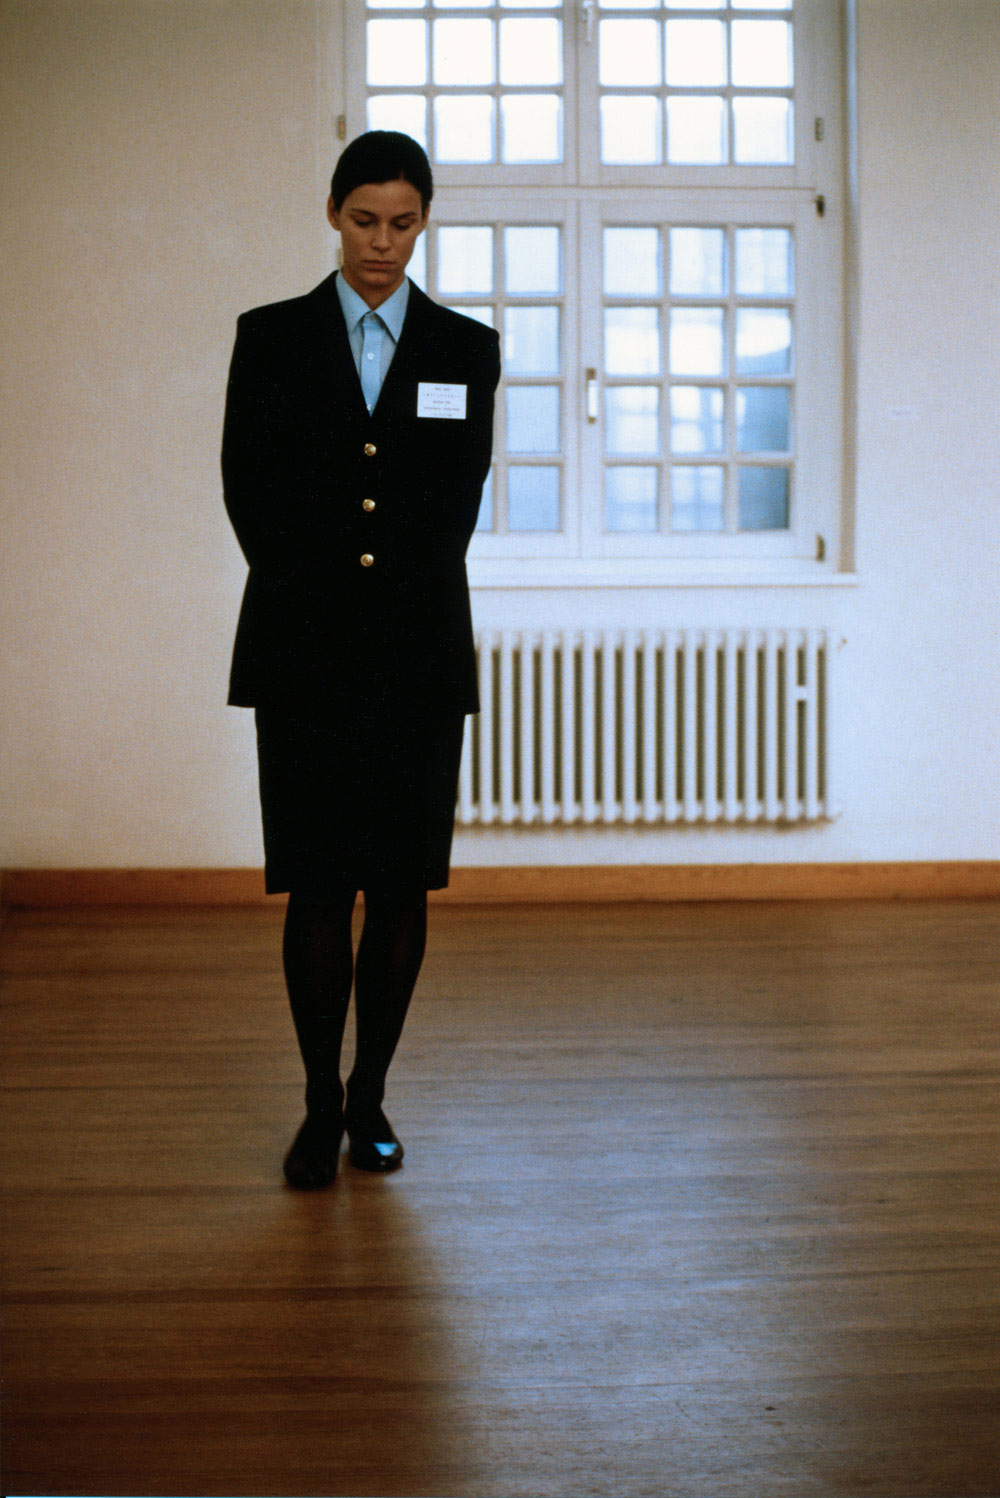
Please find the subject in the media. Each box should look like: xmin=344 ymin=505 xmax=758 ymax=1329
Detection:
xmin=328 ymin=178 xmax=429 ymax=309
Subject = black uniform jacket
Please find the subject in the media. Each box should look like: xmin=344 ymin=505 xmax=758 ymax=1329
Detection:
xmin=222 ymin=271 xmax=501 ymax=716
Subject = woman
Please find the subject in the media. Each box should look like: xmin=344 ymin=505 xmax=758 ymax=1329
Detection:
xmin=222 ymin=132 xmax=501 ymax=1187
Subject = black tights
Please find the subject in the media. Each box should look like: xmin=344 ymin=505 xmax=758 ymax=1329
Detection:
xmin=281 ymin=887 xmax=428 ymax=1125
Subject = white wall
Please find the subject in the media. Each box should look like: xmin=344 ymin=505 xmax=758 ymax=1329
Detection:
xmin=2 ymin=0 xmax=998 ymax=871
xmin=1 ymin=0 xmax=334 ymax=866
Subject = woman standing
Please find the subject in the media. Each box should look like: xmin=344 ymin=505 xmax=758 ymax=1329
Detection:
xmin=222 ymin=132 xmax=500 ymax=1187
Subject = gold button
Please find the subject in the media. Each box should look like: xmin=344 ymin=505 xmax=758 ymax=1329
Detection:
xmin=360 ymin=553 xmax=374 ymax=567
xmin=363 ymin=498 xmax=376 ymax=512
xmin=363 ymin=442 xmax=377 ymax=456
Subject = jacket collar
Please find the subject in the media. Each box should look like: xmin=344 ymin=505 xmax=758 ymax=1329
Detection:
xmin=309 ymin=270 xmax=438 ymax=419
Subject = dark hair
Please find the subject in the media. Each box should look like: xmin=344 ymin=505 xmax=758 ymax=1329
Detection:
xmin=330 ymin=131 xmax=434 ymax=213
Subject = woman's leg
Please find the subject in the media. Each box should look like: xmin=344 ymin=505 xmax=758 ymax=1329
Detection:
xmin=345 ymin=886 xmax=428 ymax=1144
xmin=283 ymin=887 xmax=357 ymax=1117
xmin=281 ymin=888 xmax=357 ymax=1187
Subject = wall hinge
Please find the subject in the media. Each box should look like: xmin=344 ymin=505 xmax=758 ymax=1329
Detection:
xmin=336 ymin=113 xmax=347 ymax=142
xmin=816 ymin=534 xmax=826 ymax=562
xmin=814 ymin=116 xmax=825 ymax=142
xmin=815 ymin=193 xmax=826 ymax=218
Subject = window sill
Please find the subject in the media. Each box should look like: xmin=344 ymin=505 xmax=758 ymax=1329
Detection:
xmin=467 ymin=558 xmax=859 ymax=590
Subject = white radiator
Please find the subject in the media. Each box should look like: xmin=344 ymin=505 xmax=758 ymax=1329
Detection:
xmin=458 ymin=628 xmax=838 ymax=826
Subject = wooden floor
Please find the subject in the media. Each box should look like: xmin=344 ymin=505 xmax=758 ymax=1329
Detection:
xmin=2 ymin=900 xmax=999 ymax=1498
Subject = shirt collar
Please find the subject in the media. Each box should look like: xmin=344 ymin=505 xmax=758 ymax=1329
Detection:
xmin=336 ymin=271 xmax=410 ymax=343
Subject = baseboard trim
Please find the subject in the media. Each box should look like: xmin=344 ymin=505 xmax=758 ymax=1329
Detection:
xmin=2 ymin=862 xmax=999 ymax=909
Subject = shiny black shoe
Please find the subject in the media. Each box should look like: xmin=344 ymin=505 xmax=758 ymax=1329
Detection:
xmin=346 ymin=1109 xmax=405 ymax=1173
xmin=282 ymin=1113 xmax=344 ymax=1190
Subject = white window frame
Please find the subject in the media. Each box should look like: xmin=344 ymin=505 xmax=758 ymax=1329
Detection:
xmin=341 ymin=0 xmax=849 ymax=588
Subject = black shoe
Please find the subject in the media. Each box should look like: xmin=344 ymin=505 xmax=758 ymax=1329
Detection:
xmin=282 ymin=1113 xmax=344 ymax=1189
xmin=346 ymin=1109 xmax=404 ymax=1173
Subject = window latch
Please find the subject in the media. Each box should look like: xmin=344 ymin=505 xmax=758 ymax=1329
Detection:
xmin=585 ymin=368 xmax=599 ymax=422
xmin=581 ymin=0 xmax=597 ymax=44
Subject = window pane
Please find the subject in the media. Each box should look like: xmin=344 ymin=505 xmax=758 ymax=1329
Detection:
xmin=437 ymin=225 xmax=493 ymax=294
xmin=435 ymin=0 xmax=491 ymax=7
xmin=501 ymin=95 xmax=562 ymax=163
xmin=735 ymin=228 xmax=793 ymax=294
xmin=605 ymin=387 xmax=660 ymax=454
xmin=600 ymin=96 xmax=661 ymax=164
xmin=606 ymin=468 xmax=658 ymax=532
xmin=507 ymin=386 xmax=560 ymax=452
xmin=736 ymin=308 xmax=791 ymax=374
xmin=408 ymin=235 xmax=426 ymax=290
xmin=603 ymin=228 xmax=661 ymax=296
xmin=504 ymin=306 xmax=560 ymax=374
xmin=665 ymin=19 xmax=726 ymax=87
xmin=604 ymin=307 xmax=660 ymax=376
xmin=737 ymin=387 xmax=790 ymax=451
xmin=476 ymin=468 xmax=494 ymax=532
xmin=505 ymin=227 xmax=561 ymax=293
xmin=669 ymin=227 xmax=726 ymax=296
xmin=601 ymin=0 xmax=657 ymax=8
xmin=500 ymin=17 xmax=562 ymax=84
xmin=666 ymin=96 xmax=727 ymax=164
xmin=367 ymin=94 xmax=428 ymax=148
xmin=733 ymin=97 xmax=793 ymax=164
xmin=433 ymin=18 xmax=494 ymax=84
xmin=367 ymin=19 xmax=427 ymax=85
xmin=508 ymin=467 xmax=560 ymax=531
xmin=732 ymin=0 xmax=791 ymax=8
xmin=368 ymin=0 xmax=423 ymax=8
xmin=434 ymin=96 xmax=495 ymax=162
xmin=665 ymin=0 xmax=723 ymax=8
xmin=599 ymin=19 xmax=661 ymax=86
xmin=730 ymin=20 xmax=793 ymax=87
xmin=669 ymin=307 xmax=724 ymax=376
xmin=738 ymin=466 xmax=789 ymax=529
xmin=670 ymin=387 xmax=724 ymax=453
xmin=447 ymin=304 xmax=495 ymax=328
xmin=672 ymin=466 xmax=724 ymax=531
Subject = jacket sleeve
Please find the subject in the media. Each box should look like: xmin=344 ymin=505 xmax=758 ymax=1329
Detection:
xmin=220 ymin=313 xmax=298 ymax=573
xmin=470 ymin=329 xmax=497 ymax=485
xmin=454 ymin=325 xmax=501 ymax=541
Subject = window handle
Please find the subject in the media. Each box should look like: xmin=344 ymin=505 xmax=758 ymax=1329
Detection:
xmin=581 ymin=0 xmax=596 ymax=44
xmin=585 ymin=368 xmax=599 ymax=422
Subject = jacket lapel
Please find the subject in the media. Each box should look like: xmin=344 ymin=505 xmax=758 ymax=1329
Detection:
xmin=372 ymin=282 xmax=446 ymax=429
xmin=307 ymin=270 xmax=371 ymax=421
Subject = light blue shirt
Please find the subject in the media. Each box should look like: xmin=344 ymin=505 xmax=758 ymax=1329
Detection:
xmin=336 ymin=272 xmax=410 ymax=414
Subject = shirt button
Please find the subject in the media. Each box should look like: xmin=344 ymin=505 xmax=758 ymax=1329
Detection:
xmin=363 ymin=498 xmax=376 ymax=512
xmin=364 ymin=442 xmax=376 ymax=456
xmin=360 ymin=553 xmax=374 ymax=567
xmin=366 ymin=352 xmax=375 ymax=361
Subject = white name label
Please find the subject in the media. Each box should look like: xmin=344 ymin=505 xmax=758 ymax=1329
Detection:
xmin=417 ymin=382 xmax=467 ymax=420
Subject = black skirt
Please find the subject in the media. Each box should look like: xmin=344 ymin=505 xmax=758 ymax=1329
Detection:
xmin=254 ymin=698 xmax=467 ymax=895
